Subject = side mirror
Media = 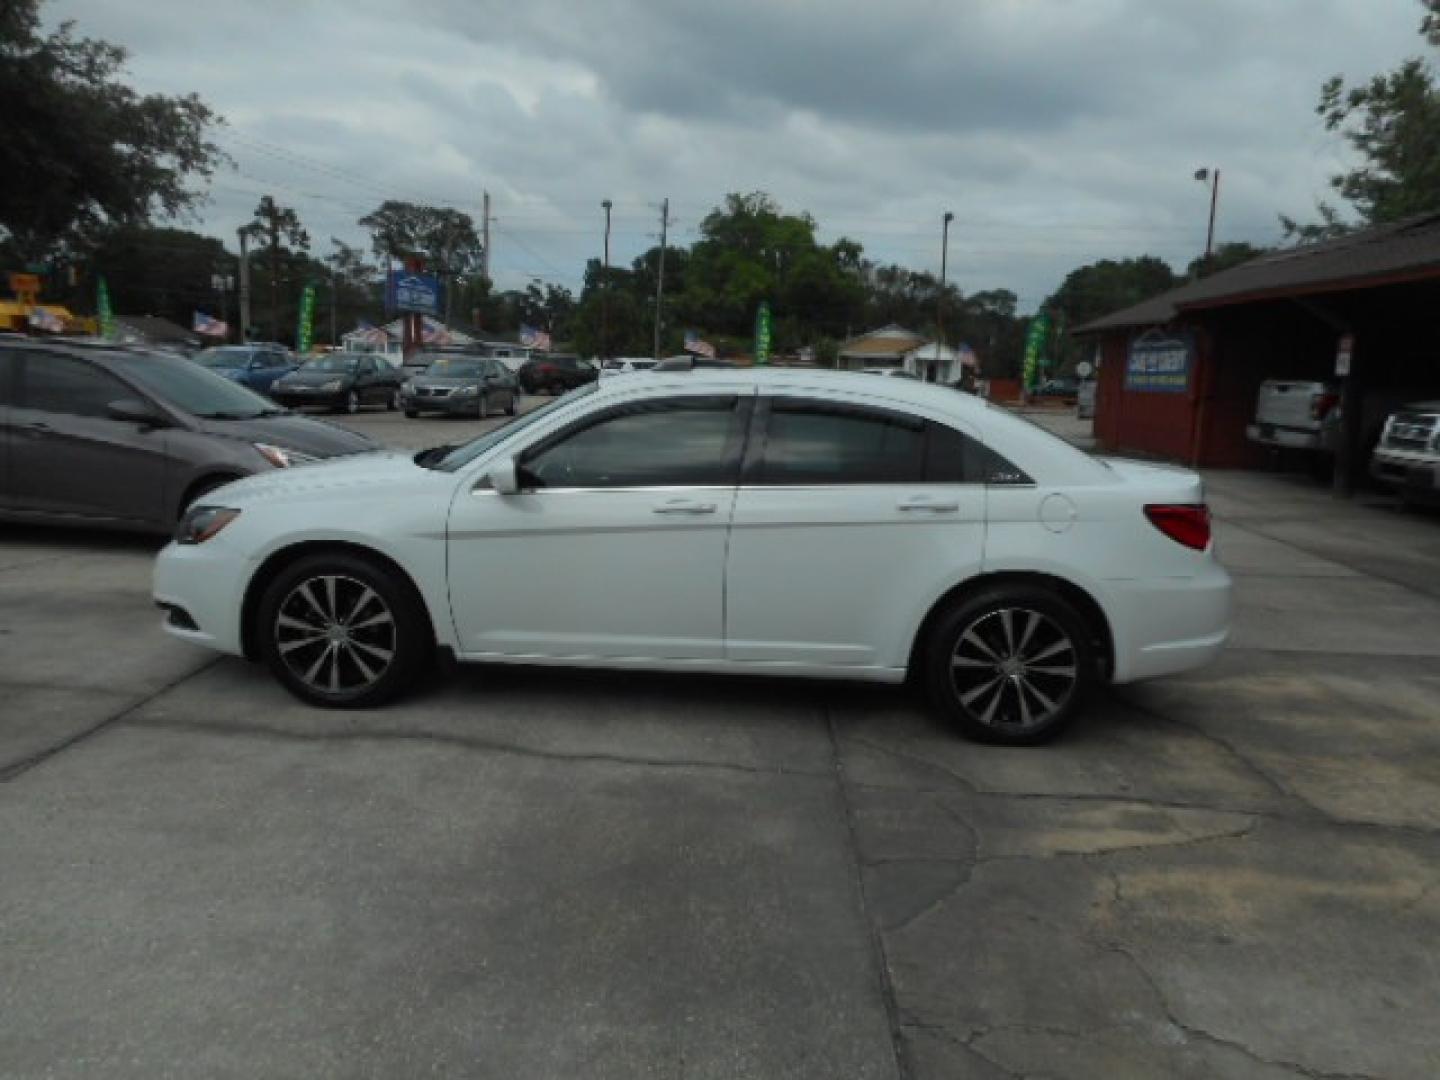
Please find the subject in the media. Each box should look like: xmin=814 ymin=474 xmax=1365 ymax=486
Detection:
xmin=107 ymin=398 xmax=167 ymax=428
xmin=486 ymin=457 xmax=520 ymax=495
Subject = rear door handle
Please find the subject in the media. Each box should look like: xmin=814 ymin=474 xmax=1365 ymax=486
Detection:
xmin=652 ymin=498 xmax=718 ymax=515
xmin=897 ymin=496 xmax=960 ymax=512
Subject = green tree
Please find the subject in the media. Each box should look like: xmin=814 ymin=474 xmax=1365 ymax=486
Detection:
xmin=241 ymin=196 xmax=309 ymax=341
xmin=0 ymin=0 xmax=224 ymax=265
xmin=83 ymin=226 xmax=231 ymax=328
xmin=1284 ymin=0 xmax=1440 ymax=237
xmin=323 ymin=239 xmax=382 ymax=345
xmin=358 ymin=200 xmax=484 ymax=324
xmin=1042 ymin=256 xmax=1178 ymax=371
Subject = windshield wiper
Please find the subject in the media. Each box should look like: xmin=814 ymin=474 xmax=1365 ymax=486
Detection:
xmin=255 ymin=407 xmax=291 ymax=417
xmin=413 ymin=444 xmax=458 ymax=468
xmin=194 ymin=410 xmax=262 ymax=420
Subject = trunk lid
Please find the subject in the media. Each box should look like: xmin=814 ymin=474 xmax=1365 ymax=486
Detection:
xmin=1255 ymin=379 xmax=1329 ymax=430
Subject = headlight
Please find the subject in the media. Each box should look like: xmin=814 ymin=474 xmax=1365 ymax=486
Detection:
xmin=454 ymin=383 xmax=479 ymax=396
xmin=175 ymin=506 xmax=240 ymax=545
xmin=320 ymin=379 xmax=344 ymax=391
xmin=402 ymin=379 xmax=415 ymax=392
xmin=254 ymin=443 xmax=319 ymax=469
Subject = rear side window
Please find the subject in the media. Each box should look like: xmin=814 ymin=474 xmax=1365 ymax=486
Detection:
xmin=755 ymin=399 xmax=1031 ymax=486
xmin=757 ymin=403 xmax=925 ymax=484
xmin=20 ymin=354 xmax=129 ymax=418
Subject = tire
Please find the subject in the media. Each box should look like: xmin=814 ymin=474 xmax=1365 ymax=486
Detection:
xmin=255 ymin=551 xmax=431 ymax=708
xmin=404 ymin=409 xmax=419 ymax=419
xmin=477 ymin=392 xmax=489 ymax=419
xmin=922 ymin=585 xmax=1095 ymax=745
xmin=343 ymin=390 xmax=359 ymax=415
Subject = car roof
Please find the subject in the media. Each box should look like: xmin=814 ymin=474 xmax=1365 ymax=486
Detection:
xmin=589 ymin=366 xmax=993 ymax=418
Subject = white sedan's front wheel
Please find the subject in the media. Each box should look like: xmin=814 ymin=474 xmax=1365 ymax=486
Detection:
xmin=256 ymin=552 xmax=430 ymax=708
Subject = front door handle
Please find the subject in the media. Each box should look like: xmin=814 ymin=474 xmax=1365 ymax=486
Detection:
xmin=652 ymin=498 xmax=718 ymax=515
xmin=897 ymin=496 xmax=960 ymax=512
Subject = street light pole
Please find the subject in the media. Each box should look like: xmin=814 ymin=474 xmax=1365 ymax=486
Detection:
xmin=934 ymin=210 xmax=954 ymax=382
xmin=601 ymin=199 xmax=612 ymax=362
xmin=1195 ymin=167 xmax=1221 ymax=265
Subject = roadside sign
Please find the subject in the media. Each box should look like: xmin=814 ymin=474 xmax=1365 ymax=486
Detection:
xmin=387 ymin=271 xmax=442 ymax=316
xmin=754 ymin=301 xmax=773 ymax=366
xmin=1336 ymin=333 xmax=1353 ymax=377
xmin=1125 ymin=330 xmax=1193 ymax=393
xmin=1076 ymin=361 xmax=1094 ymax=378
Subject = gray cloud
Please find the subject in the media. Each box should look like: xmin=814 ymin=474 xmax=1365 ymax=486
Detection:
xmin=49 ymin=0 xmax=1429 ymax=308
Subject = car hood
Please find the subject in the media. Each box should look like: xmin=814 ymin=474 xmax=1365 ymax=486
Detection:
xmin=277 ymin=370 xmax=354 ymax=386
xmin=214 ymin=449 xmax=440 ymax=504
xmin=190 ymin=414 xmax=377 ymax=457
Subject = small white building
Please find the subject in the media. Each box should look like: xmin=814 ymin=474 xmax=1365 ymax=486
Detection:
xmin=837 ymin=325 xmax=977 ymax=383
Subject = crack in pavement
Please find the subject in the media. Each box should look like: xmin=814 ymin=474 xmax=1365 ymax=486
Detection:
xmin=845 ymin=730 xmax=1440 ymax=841
xmin=0 ymin=658 xmax=223 ymax=783
xmin=124 ymin=715 xmax=836 ymax=781
xmin=825 ymin=703 xmax=913 ymax=1080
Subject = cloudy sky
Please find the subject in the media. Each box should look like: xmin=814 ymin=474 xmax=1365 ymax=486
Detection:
xmin=52 ymin=0 xmax=1429 ymax=311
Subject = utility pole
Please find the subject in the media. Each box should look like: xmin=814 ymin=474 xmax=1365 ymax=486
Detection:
xmin=1195 ymin=168 xmax=1221 ymax=266
xmin=237 ymin=229 xmax=252 ymax=344
xmin=934 ymin=210 xmax=954 ymax=382
xmin=601 ymin=199 xmax=612 ymax=362
xmin=330 ymin=266 xmax=338 ymax=347
xmin=481 ymin=190 xmax=492 ymax=284
xmin=653 ymin=197 xmax=668 ymax=362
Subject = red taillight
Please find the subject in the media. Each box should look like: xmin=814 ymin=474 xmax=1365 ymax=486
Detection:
xmin=539 ymin=364 xmax=556 ymax=374
xmin=1144 ymin=504 xmax=1211 ymax=551
xmin=1311 ymin=392 xmax=1340 ymax=421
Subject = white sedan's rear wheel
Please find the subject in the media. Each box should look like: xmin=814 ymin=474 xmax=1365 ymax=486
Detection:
xmin=256 ymin=552 xmax=430 ymax=708
xmin=924 ymin=586 xmax=1094 ymax=744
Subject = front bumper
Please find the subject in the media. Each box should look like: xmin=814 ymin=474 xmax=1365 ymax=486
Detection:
xmin=1370 ymin=449 xmax=1440 ymax=494
xmin=273 ymin=389 xmax=345 ymax=411
xmin=402 ymin=391 xmax=479 ymax=414
xmin=1103 ymin=559 xmax=1233 ymax=683
xmin=153 ymin=538 xmax=252 ymax=657
xmin=1246 ymin=423 xmax=1327 ymax=451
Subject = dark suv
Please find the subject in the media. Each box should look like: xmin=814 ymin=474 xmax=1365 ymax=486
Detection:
xmin=0 ymin=340 xmax=375 ymax=533
xmin=518 ymin=354 xmax=598 ymax=395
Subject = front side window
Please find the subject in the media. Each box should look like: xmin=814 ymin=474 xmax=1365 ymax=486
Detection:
xmin=21 ymin=354 xmax=130 ymax=418
xmin=522 ymin=396 xmax=743 ymax=489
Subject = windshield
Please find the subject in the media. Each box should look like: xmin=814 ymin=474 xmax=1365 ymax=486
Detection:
xmin=299 ymin=355 xmax=360 ymax=373
xmin=196 ymin=347 xmax=254 ymax=369
xmin=424 ymin=358 xmax=484 ymax=377
xmin=433 ymin=382 xmax=599 ymax=471
xmin=111 ymin=352 xmax=280 ymax=419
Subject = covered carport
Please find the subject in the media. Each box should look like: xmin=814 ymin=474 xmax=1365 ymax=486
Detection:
xmin=1075 ymin=212 xmax=1440 ymax=494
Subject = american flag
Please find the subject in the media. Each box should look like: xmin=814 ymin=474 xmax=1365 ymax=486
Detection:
xmin=684 ymin=330 xmax=716 ymax=358
xmin=520 ymin=324 xmax=552 ymax=351
xmin=193 ymin=311 xmax=228 ymax=337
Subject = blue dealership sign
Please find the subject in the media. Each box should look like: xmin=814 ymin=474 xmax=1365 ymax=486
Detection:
xmin=1125 ymin=330 xmax=1193 ymax=393
xmin=387 ymin=271 xmax=442 ymax=316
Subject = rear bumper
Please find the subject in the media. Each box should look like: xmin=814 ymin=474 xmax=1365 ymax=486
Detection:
xmin=1104 ymin=560 xmax=1232 ymax=683
xmin=1246 ymin=423 xmax=1326 ymax=451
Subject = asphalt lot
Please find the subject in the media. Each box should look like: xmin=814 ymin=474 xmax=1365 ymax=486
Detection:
xmin=3 ymin=403 xmax=1440 ymax=1079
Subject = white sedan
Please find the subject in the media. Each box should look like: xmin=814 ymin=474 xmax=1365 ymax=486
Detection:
xmin=154 ymin=369 xmax=1231 ymax=744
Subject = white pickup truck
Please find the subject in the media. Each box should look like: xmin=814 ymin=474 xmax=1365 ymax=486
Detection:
xmin=1246 ymin=379 xmax=1339 ymax=453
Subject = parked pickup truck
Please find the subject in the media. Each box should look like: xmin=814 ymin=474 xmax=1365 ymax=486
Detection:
xmin=1246 ymin=379 xmax=1339 ymax=453
xmin=1370 ymin=401 xmax=1440 ymax=503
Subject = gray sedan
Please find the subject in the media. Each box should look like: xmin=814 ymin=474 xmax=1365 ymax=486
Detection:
xmin=402 ymin=355 xmax=519 ymax=418
xmin=0 ymin=340 xmax=376 ymax=534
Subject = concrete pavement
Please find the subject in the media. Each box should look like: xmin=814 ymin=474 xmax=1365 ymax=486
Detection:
xmin=2 ymin=408 xmax=1439 ymax=1078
